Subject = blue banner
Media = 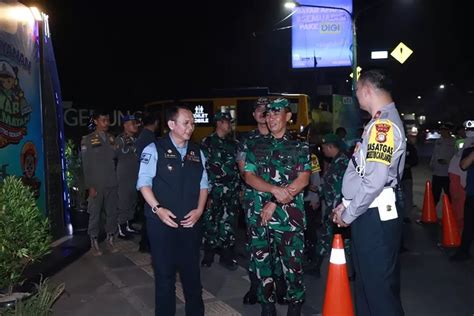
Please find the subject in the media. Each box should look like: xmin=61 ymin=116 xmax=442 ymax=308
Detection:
xmin=0 ymin=3 xmax=46 ymax=214
xmin=291 ymin=0 xmax=353 ymax=68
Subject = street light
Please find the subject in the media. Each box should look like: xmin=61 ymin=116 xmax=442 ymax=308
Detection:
xmin=285 ymin=1 xmax=358 ymax=94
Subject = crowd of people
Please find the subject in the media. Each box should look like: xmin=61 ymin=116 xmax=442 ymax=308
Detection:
xmin=80 ymin=69 xmax=473 ymax=316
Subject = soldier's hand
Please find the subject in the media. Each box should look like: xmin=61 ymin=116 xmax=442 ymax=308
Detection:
xmin=332 ymin=203 xmax=348 ymax=228
xmin=271 ymin=186 xmax=293 ymax=204
xmin=156 ymin=208 xmax=179 ymax=228
xmin=88 ymin=187 xmax=97 ymax=198
xmin=260 ymin=202 xmax=277 ymax=226
xmin=181 ymin=209 xmax=203 ymax=228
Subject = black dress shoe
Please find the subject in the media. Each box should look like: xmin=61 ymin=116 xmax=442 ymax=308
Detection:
xmin=243 ymin=290 xmax=258 ymax=305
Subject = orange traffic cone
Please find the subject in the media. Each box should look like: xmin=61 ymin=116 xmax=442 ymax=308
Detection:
xmin=421 ymin=180 xmax=437 ymax=223
xmin=441 ymin=194 xmax=461 ymax=247
xmin=322 ymin=234 xmax=354 ymax=316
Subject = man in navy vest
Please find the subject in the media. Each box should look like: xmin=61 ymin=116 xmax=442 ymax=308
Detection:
xmin=137 ymin=105 xmax=208 ymax=316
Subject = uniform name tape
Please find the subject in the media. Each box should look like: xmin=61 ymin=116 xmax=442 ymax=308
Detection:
xmin=366 ymin=119 xmax=394 ymax=165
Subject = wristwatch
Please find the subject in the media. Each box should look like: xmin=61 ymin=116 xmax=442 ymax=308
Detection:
xmin=152 ymin=204 xmax=162 ymax=214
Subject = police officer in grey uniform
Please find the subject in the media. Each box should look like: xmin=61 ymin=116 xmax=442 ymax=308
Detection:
xmin=81 ymin=109 xmax=119 ymax=256
xmin=116 ymin=114 xmax=140 ymax=239
xmin=332 ymin=69 xmax=406 ymax=316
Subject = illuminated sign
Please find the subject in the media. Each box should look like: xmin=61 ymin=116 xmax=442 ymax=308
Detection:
xmin=291 ymin=0 xmax=353 ymax=69
xmin=193 ymin=105 xmax=209 ymax=124
xmin=390 ymin=42 xmax=413 ymax=64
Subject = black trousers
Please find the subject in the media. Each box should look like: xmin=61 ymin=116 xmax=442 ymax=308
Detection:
xmin=147 ymin=216 xmax=204 ymax=316
xmin=432 ymin=175 xmax=450 ymax=206
xmin=351 ymin=207 xmax=404 ymax=316
xmin=460 ymin=195 xmax=474 ymax=253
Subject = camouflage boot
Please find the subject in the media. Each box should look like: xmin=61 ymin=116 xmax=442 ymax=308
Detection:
xmin=106 ymin=234 xmax=119 ymax=253
xmin=90 ymin=237 xmax=103 ymax=256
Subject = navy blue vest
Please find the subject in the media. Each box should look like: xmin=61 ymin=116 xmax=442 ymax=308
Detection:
xmin=145 ymin=134 xmax=203 ymax=222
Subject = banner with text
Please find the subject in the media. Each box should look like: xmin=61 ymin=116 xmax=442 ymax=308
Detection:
xmin=292 ymin=0 xmax=353 ymax=69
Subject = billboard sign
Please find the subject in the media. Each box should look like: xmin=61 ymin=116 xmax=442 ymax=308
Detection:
xmin=291 ymin=0 xmax=353 ymax=69
xmin=0 ymin=3 xmax=46 ymax=213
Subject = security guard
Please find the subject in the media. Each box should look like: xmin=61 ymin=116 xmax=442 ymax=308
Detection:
xmin=200 ymin=111 xmax=240 ymax=270
xmin=81 ymin=109 xmax=119 ymax=256
xmin=244 ymin=98 xmax=310 ymax=316
xmin=137 ymin=105 xmax=208 ymax=316
xmin=116 ymin=114 xmax=140 ymax=239
xmin=332 ymin=69 xmax=406 ymax=316
xmin=237 ymin=97 xmax=287 ymax=305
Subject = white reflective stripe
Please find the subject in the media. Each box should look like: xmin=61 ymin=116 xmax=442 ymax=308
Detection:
xmin=329 ymin=248 xmax=346 ymax=265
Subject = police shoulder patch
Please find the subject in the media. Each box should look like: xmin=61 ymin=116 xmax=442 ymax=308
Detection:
xmin=140 ymin=153 xmax=151 ymax=164
xmin=366 ymin=119 xmax=394 ymax=165
xmin=310 ymin=153 xmax=321 ymax=173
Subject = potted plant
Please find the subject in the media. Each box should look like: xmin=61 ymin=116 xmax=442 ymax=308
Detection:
xmin=64 ymin=139 xmax=89 ymax=234
xmin=1 ymin=277 xmax=65 ymax=316
xmin=0 ymin=176 xmax=51 ymax=305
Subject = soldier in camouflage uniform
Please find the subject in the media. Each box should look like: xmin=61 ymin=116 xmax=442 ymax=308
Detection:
xmin=237 ymin=97 xmax=287 ymax=305
xmin=244 ymin=98 xmax=311 ymax=316
xmin=308 ymin=133 xmax=350 ymax=277
xmin=115 ymin=115 xmax=140 ymax=239
xmin=81 ymin=110 xmax=119 ymax=256
xmin=200 ymin=111 xmax=240 ymax=270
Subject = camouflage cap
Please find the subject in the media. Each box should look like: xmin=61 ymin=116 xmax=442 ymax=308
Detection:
xmin=214 ymin=111 xmax=233 ymax=122
xmin=321 ymin=133 xmax=342 ymax=146
xmin=255 ymin=97 xmax=270 ymax=109
xmin=265 ymin=98 xmax=290 ymax=113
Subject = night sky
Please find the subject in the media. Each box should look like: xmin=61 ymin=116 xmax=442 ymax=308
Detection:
xmin=31 ymin=0 xmax=474 ymax=123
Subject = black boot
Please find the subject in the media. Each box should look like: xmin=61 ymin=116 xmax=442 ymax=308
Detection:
xmin=307 ymin=254 xmax=323 ymax=278
xmin=117 ymin=224 xmax=133 ymax=240
xmin=219 ymin=247 xmax=238 ymax=271
xmin=201 ymin=249 xmax=215 ymax=267
xmin=126 ymin=221 xmax=140 ymax=234
xmin=275 ymin=277 xmax=287 ymax=305
xmin=243 ymin=271 xmax=258 ymax=305
xmin=287 ymin=302 xmax=302 ymax=316
xmin=261 ymin=303 xmax=276 ymax=316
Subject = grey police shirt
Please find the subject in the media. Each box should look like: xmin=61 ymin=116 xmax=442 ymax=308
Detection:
xmin=341 ymin=102 xmax=406 ymax=224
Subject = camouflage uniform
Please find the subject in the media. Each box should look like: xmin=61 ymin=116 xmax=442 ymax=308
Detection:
xmin=244 ymin=131 xmax=311 ymax=304
xmin=316 ymin=150 xmax=351 ymax=256
xmin=115 ymin=132 xmax=139 ymax=226
xmin=237 ymin=130 xmax=283 ymax=278
xmin=201 ymin=132 xmax=240 ymax=250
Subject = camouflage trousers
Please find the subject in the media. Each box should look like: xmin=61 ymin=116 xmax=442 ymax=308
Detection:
xmin=245 ymin=220 xmax=283 ymax=277
xmin=202 ymin=183 xmax=239 ymax=250
xmin=316 ymin=205 xmax=351 ymax=257
xmin=249 ymin=224 xmax=305 ymax=304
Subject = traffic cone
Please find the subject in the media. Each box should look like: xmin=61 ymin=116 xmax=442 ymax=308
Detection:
xmin=421 ymin=180 xmax=437 ymax=223
xmin=322 ymin=234 xmax=354 ymax=316
xmin=441 ymin=194 xmax=461 ymax=247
